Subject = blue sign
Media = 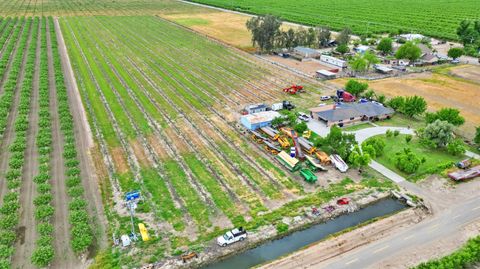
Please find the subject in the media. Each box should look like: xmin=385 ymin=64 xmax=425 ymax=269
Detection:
xmin=125 ymin=191 xmax=140 ymax=201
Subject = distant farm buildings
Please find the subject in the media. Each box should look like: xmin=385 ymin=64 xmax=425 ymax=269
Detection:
xmin=293 ymin=47 xmax=321 ymax=59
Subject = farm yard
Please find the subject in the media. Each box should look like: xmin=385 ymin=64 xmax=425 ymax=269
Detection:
xmin=187 ymin=0 xmax=480 ymax=40
xmin=57 ymin=15 xmax=392 ymax=266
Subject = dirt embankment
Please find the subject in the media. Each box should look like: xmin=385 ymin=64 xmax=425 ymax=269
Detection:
xmin=260 ymin=207 xmax=426 ymax=269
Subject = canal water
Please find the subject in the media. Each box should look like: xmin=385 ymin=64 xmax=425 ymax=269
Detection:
xmin=204 ymin=198 xmax=405 ymax=269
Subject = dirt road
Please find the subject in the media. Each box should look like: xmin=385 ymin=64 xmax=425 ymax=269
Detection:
xmin=54 ymin=17 xmax=108 ymax=252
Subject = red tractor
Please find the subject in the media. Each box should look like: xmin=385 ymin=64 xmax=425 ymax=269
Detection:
xmin=283 ymin=85 xmax=304 ymax=95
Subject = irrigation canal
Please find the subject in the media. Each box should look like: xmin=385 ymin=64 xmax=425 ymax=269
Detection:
xmin=203 ymin=198 xmax=406 ymax=269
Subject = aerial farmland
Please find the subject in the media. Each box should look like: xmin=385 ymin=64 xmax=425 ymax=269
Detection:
xmin=0 ymin=0 xmax=479 ymax=269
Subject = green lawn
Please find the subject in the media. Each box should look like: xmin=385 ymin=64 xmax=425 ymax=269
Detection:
xmin=375 ymin=114 xmax=425 ymax=130
xmin=372 ymin=134 xmax=465 ymax=182
xmin=342 ymin=123 xmax=373 ymax=132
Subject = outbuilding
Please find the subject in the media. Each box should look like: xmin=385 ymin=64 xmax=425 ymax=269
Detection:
xmin=316 ymin=69 xmax=336 ymax=79
xmin=240 ymin=111 xmax=281 ymax=130
xmin=293 ymin=47 xmax=320 ymax=58
xmin=320 ymin=55 xmax=347 ymax=68
xmin=374 ymin=64 xmax=393 ymax=74
xmin=353 ymin=45 xmax=370 ymax=54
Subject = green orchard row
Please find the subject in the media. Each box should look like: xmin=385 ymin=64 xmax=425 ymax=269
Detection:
xmin=0 ymin=17 xmax=32 ymax=268
xmin=30 ymin=17 xmax=55 ymax=268
xmin=48 ymin=16 xmax=94 ymax=254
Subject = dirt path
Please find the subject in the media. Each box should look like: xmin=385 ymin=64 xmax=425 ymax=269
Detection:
xmin=46 ymin=20 xmax=80 ymax=269
xmin=54 ymin=17 xmax=108 ymax=251
xmin=12 ymin=19 xmax=38 ymax=269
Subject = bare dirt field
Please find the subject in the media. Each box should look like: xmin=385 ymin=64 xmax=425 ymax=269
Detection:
xmin=162 ymin=11 xmax=253 ymax=49
xmin=449 ymin=65 xmax=480 ymax=84
xmin=330 ymin=68 xmax=480 ymax=139
xmin=263 ymin=55 xmax=335 ymax=77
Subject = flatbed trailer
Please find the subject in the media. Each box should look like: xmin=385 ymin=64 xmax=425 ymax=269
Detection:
xmin=298 ymin=137 xmax=316 ymax=154
xmin=305 ymin=155 xmax=327 ymax=171
xmin=276 ymin=151 xmax=301 ymax=171
xmin=260 ymin=126 xmax=280 ymax=141
xmin=300 ymin=168 xmax=317 ymax=183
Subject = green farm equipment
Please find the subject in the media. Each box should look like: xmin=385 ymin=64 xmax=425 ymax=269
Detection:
xmin=300 ymin=168 xmax=317 ymax=183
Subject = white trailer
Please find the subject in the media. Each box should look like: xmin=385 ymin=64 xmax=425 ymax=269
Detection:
xmin=320 ymin=55 xmax=347 ymax=68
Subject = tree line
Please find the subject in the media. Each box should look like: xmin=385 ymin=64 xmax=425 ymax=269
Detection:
xmin=246 ymin=15 xmax=352 ymax=52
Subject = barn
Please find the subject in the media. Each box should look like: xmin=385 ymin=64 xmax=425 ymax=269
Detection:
xmin=240 ymin=111 xmax=281 ymax=130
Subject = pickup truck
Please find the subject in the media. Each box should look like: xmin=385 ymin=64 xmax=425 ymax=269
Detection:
xmin=217 ymin=227 xmax=247 ymax=246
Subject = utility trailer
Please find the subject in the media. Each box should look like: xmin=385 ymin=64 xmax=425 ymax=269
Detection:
xmin=264 ymin=140 xmax=281 ymax=155
xmin=300 ymin=168 xmax=317 ymax=183
xmin=305 ymin=155 xmax=327 ymax=171
xmin=260 ymin=126 xmax=280 ymax=141
xmin=276 ymin=151 xmax=301 ymax=171
xmin=448 ymin=165 xmax=480 ymax=181
xmin=298 ymin=137 xmax=316 ymax=155
xmin=330 ymin=154 xmax=348 ymax=172
xmin=250 ymin=130 xmax=266 ymax=144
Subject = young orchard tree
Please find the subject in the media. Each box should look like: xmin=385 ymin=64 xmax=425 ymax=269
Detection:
xmin=349 ymin=55 xmax=368 ymax=74
xmin=425 ymin=108 xmax=465 ymax=126
xmin=363 ymin=51 xmax=380 ymax=71
xmin=377 ymin=37 xmax=393 ymax=55
xmin=447 ymin=47 xmax=464 ymax=60
xmin=422 ymin=120 xmax=454 ymax=148
xmin=403 ymin=95 xmax=427 ymax=118
xmin=395 ymin=41 xmax=421 ymax=64
xmin=336 ymin=44 xmax=349 ymax=55
xmin=348 ymin=145 xmax=371 ymax=169
xmin=387 ymin=96 xmax=406 ymax=111
xmin=447 ymin=138 xmax=466 ymax=156
xmin=345 ymin=79 xmax=369 ymax=97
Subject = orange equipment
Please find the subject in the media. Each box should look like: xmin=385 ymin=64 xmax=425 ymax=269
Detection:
xmin=283 ymin=85 xmax=304 ymax=95
xmin=315 ymin=151 xmax=331 ymax=164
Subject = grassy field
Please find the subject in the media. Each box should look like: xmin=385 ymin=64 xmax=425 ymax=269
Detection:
xmin=370 ymin=134 xmax=465 ymax=182
xmin=187 ymin=0 xmax=480 ymax=40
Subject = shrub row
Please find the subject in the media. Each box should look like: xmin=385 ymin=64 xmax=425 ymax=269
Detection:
xmin=0 ymin=17 xmax=22 ymax=137
xmin=0 ymin=17 xmax=33 ymax=268
xmin=30 ymin=17 xmax=55 ymax=268
xmin=0 ymin=18 xmax=14 ymax=50
xmin=48 ymin=16 xmax=94 ymax=254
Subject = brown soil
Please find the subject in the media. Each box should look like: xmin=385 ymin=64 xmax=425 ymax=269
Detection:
xmin=12 ymin=19 xmax=36 ymax=269
xmin=162 ymin=12 xmax=253 ymax=49
xmin=146 ymin=135 xmax=170 ymax=160
xmin=449 ymin=65 xmax=480 ymax=84
xmin=330 ymin=71 xmax=480 ymax=138
xmin=130 ymin=139 xmax=151 ymax=167
xmin=263 ymin=55 xmax=333 ymax=77
xmin=90 ymin=143 xmax=108 ymax=183
xmin=165 ymin=126 xmax=191 ymax=153
xmin=110 ymin=147 xmax=129 ymax=174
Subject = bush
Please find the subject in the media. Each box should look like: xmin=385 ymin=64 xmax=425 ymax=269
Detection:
xmin=386 ymin=129 xmax=393 ymax=138
xmin=275 ymin=222 xmax=289 ymax=234
xmin=447 ymin=139 xmax=466 ymax=156
xmin=294 ymin=122 xmax=307 ymax=134
xmin=393 ymin=130 xmax=400 ymax=137
xmin=31 ymin=245 xmax=54 ymax=267
xmin=395 ymin=148 xmax=422 ymax=174
xmin=405 ymin=135 xmax=412 ymax=143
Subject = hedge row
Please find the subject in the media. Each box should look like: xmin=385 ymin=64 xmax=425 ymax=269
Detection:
xmin=0 ymin=17 xmax=22 ymax=137
xmin=48 ymin=16 xmax=93 ymax=254
xmin=0 ymin=17 xmax=33 ymax=269
xmin=30 ymin=17 xmax=55 ymax=268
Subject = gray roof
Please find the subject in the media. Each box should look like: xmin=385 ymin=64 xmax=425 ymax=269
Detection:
xmin=317 ymin=102 xmax=394 ymax=122
xmin=294 ymin=46 xmax=318 ymax=54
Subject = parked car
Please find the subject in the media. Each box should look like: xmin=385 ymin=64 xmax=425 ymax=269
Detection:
xmin=320 ymin=95 xmax=331 ymax=101
xmin=298 ymin=112 xmax=310 ymax=122
xmin=217 ymin=227 xmax=247 ymax=246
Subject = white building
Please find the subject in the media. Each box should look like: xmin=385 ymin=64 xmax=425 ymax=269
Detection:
xmin=399 ymin=34 xmax=425 ymax=41
xmin=320 ymin=55 xmax=347 ymax=68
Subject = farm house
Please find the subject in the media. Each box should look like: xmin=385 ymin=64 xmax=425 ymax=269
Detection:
xmin=309 ymin=103 xmax=394 ymax=127
xmin=320 ymin=55 xmax=347 ymax=68
xmin=240 ymin=111 xmax=281 ymax=130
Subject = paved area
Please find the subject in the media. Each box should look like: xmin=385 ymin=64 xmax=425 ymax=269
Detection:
xmin=370 ymin=160 xmax=405 ymax=183
xmin=307 ymin=120 xmax=330 ymax=137
xmin=349 ymin=126 xmax=414 ymax=144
